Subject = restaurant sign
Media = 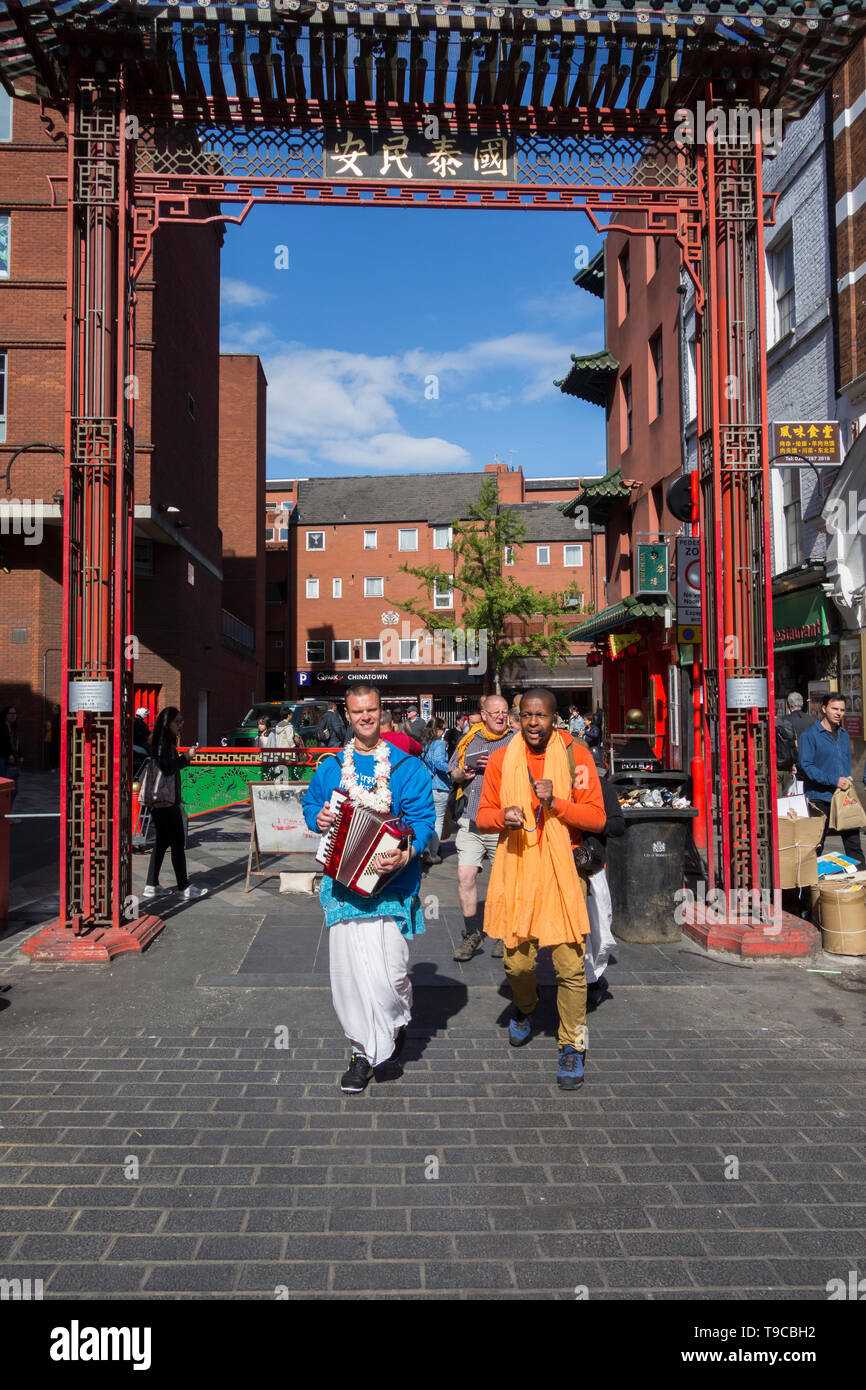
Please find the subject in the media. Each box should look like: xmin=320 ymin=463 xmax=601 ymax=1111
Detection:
xmin=771 ymin=421 xmax=842 ymax=465
xmin=324 ymin=127 xmax=515 ymax=184
xmin=773 ymin=587 xmax=836 ymax=650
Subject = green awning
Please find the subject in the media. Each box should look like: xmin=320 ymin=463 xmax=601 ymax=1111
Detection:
xmin=573 ymin=248 xmax=604 ymax=300
xmin=559 ymin=466 xmax=633 ymax=522
xmin=773 ymin=586 xmax=837 ymax=650
xmin=554 ymin=349 xmax=619 ymax=407
xmin=567 ymin=593 xmax=672 ymax=641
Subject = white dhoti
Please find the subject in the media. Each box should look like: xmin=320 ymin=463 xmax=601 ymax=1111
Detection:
xmin=585 ymin=868 xmax=616 ymax=984
xmin=328 ymin=915 xmax=412 ymax=1067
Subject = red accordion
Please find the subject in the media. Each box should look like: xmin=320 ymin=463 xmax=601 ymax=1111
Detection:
xmin=315 ymin=789 xmax=414 ymax=897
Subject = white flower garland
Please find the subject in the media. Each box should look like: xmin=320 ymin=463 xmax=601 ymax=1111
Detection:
xmin=341 ymin=739 xmax=392 ymax=813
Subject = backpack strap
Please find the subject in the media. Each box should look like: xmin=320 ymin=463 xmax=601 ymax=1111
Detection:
xmin=560 ymin=730 xmax=577 ymax=784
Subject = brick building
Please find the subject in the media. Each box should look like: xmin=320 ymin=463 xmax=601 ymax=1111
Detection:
xmin=559 ymin=226 xmax=688 ymax=769
xmin=262 ymin=463 xmax=597 ymax=718
xmin=0 ymin=89 xmax=265 ymax=756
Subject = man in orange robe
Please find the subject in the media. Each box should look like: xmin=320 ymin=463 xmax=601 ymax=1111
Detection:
xmin=476 ymin=687 xmax=606 ymax=1090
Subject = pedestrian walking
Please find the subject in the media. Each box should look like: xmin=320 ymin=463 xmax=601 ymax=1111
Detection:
xmin=584 ymin=708 xmax=605 ymax=768
xmin=316 ymin=701 xmax=347 ymax=748
xmin=775 ymin=691 xmax=815 ymax=792
xmin=302 ymin=684 xmax=435 ymax=1094
xmin=568 ymin=705 xmax=586 ymax=737
xmin=274 ymin=713 xmax=301 ymax=749
xmin=448 ymin=693 xmax=515 ymax=961
xmin=257 ymin=716 xmax=277 ymax=749
xmin=142 ymin=707 xmax=208 ymax=900
xmin=476 ymin=688 xmax=606 ymax=1090
xmin=380 ymin=708 xmax=422 ymax=757
xmin=421 ymin=716 xmax=451 ymax=866
xmin=402 ymin=705 xmax=427 ymax=743
xmin=796 ymin=691 xmax=866 ymax=869
xmin=574 ymin=756 xmax=624 ymax=1000
xmin=0 ymin=706 xmax=22 ymax=806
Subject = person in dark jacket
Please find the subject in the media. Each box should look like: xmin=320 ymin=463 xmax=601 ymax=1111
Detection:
xmin=144 ymin=707 xmax=208 ymax=899
xmin=796 ymin=691 xmax=865 ymax=869
xmin=776 ymin=691 xmax=815 ymax=788
xmin=0 ymin=706 xmax=22 ymax=806
xmin=574 ymin=753 xmax=623 ymax=997
xmin=316 ymin=702 xmax=347 ymax=748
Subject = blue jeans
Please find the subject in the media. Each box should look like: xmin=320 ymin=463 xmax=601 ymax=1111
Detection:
xmin=428 ymin=787 xmax=450 ymax=859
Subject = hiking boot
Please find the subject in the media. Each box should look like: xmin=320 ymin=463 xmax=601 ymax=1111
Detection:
xmin=490 ymin=938 xmax=504 ymax=959
xmin=509 ymin=1010 xmax=532 ymax=1047
xmin=557 ymin=1046 xmax=585 ymax=1091
xmin=453 ymin=931 xmax=483 ymax=961
xmin=340 ymin=1053 xmax=373 ymax=1094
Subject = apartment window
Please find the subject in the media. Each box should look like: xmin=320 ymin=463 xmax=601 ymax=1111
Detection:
xmin=332 ymin=577 xmax=342 ymax=598
xmin=398 ymin=528 xmax=418 ymax=551
xmin=265 ymin=527 xmax=275 ymax=542
xmin=783 ymin=469 xmax=802 ymax=567
xmin=306 ymin=640 xmax=325 ymax=663
xmin=537 ymin=545 xmax=550 ymax=566
xmin=333 ymin=640 xmax=351 ymax=663
xmin=364 ymin=640 xmax=381 ymax=662
xmin=619 ymin=244 xmax=630 ymax=319
xmin=0 ymin=351 xmax=7 ymax=444
xmin=280 ymin=500 xmax=291 ymax=510
xmin=622 ymin=368 xmax=633 ymax=450
xmin=400 ymin=639 xmax=419 ymax=662
xmin=433 ymin=526 xmax=453 ymax=549
xmin=278 ymin=527 xmax=288 ymax=541
xmin=0 ymin=215 xmax=9 ymax=278
xmin=364 ymin=576 xmax=384 ymax=597
xmin=564 ymin=544 xmax=584 ymax=567
xmin=770 ymin=235 xmax=795 ymax=341
xmin=306 ymin=578 xmax=319 ymax=599
xmin=363 ymin=529 xmax=377 ymax=550
xmin=504 ymin=545 xmax=514 ymax=566
xmin=266 ymin=581 xmax=287 ymax=603
xmin=0 ymin=90 xmax=11 ymax=142
xmin=650 ymin=330 xmax=663 ymax=419
xmin=434 ymin=577 xmax=454 ymax=610
xmin=306 ymin=530 xmax=325 ymax=550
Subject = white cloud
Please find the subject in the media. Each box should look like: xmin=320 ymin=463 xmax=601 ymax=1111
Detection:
xmin=221 ymin=278 xmax=273 ymax=308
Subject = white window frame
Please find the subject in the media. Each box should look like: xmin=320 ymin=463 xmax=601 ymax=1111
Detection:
xmin=332 ymin=639 xmax=351 ymax=663
xmin=433 ymin=525 xmax=453 ymax=549
xmin=0 ymin=90 xmax=11 ymax=143
xmin=504 ymin=545 xmax=514 ymax=566
xmin=278 ymin=527 xmax=288 ymax=541
xmin=363 ymin=529 xmax=378 ymax=550
xmin=537 ymin=545 xmax=550 ymax=566
xmin=306 ymin=640 xmax=325 ymax=663
xmin=563 ymin=544 xmax=584 ymax=567
xmin=0 ymin=214 xmax=9 ymax=279
xmin=399 ymin=639 xmax=419 ymax=663
xmin=769 ymin=233 xmax=795 ymax=344
xmin=332 ymin=577 xmax=342 ymax=598
xmin=363 ymin=640 xmax=382 ymax=662
xmin=280 ymin=500 xmax=292 ymax=511
xmin=306 ymin=577 xmax=319 ymax=599
xmin=265 ymin=526 xmax=275 ymax=542
xmin=364 ymin=576 xmax=384 ymax=597
xmin=398 ymin=528 xmax=418 ymax=551
xmin=434 ymin=576 xmax=454 ymax=610
xmin=306 ymin=530 xmax=325 ymax=551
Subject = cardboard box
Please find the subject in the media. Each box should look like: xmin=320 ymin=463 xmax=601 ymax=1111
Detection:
xmin=778 ymin=812 xmax=825 ymax=889
xmin=819 ymin=882 xmax=866 ymax=955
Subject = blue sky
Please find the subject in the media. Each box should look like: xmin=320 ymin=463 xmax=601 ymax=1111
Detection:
xmin=219 ymin=205 xmax=608 ymax=482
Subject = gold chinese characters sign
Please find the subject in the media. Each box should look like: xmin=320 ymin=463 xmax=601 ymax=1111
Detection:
xmin=771 ymin=421 xmax=842 ymax=465
xmin=324 ymin=128 xmax=515 ymax=184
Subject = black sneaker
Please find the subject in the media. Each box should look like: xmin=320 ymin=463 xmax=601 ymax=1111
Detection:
xmin=340 ymin=1053 xmax=373 ymax=1093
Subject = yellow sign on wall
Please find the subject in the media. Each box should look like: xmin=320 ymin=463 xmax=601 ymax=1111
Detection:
xmin=609 ymin=632 xmax=641 ymax=657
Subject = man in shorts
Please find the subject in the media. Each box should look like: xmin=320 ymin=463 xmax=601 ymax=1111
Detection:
xmin=448 ymin=693 xmax=515 ymax=961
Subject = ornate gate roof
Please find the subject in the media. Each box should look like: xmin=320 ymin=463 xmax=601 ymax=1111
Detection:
xmin=1 ymin=2 xmax=864 ymax=129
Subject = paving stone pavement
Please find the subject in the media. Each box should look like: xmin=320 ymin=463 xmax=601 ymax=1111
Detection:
xmin=1 ymin=787 xmax=866 ymax=1300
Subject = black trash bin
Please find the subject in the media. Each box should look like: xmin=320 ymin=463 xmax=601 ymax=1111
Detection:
xmin=606 ymin=774 xmax=698 ymax=943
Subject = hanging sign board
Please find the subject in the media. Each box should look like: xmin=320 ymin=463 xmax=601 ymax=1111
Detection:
xmin=771 ymin=421 xmax=841 ymax=464
xmin=68 ymin=680 xmax=113 ymax=713
xmin=726 ymin=677 xmax=769 ymax=709
xmin=635 ymin=542 xmax=669 ymax=596
xmin=324 ymin=127 xmax=516 ymax=184
xmin=676 ymin=536 xmax=701 ymax=624
xmin=609 ymin=632 xmax=641 ymax=657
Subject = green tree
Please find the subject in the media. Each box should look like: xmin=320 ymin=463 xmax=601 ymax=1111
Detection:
xmin=396 ymin=475 xmax=591 ymax=694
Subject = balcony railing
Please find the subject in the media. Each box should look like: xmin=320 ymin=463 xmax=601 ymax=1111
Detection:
xmin=222 ymin=609 xmax=255 ymax=651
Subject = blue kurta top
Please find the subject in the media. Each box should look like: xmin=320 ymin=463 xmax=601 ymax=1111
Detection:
xmin=302 ymin=745 xmax=436 ymax=937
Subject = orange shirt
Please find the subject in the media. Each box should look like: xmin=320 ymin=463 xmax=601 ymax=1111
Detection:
xmin=476 ymin=733 xmax=606 ymax=844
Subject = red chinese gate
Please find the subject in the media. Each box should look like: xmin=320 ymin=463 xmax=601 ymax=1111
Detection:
xmin=1 ymin=1 xmax=862 ymax=956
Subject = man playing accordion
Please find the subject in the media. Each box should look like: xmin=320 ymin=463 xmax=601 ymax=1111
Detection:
xmin=303 ymin=683 xmax=435 ymax=1093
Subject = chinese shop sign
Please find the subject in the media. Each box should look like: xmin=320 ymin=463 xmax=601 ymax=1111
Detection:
xmin=324 ymin=128 xmax=515 ymax=183
xmin=771 ymin=421 xmax=842 ymax=465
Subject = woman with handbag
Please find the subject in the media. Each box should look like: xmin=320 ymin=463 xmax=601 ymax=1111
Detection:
xmin=0 ymin=706 xmax=22 ymax=806
xmin=142 ymin=707 xmax=207 ymax=899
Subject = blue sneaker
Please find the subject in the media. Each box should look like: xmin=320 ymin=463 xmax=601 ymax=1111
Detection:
xmin=508 ymin=1010 xmax=533 ymax=1047
xmin=557 ymin=1046 xmax=585 ymax=1090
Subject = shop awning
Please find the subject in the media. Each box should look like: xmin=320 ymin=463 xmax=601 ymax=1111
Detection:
xmin=554 ymin=349 xmax=619 ymax=407
xmin=558 ymin=465 xmax=636 ymax=524
xmin=566 ymin=593 xmax=672 ymax=641
xmin=773 ymin=586 xmax=838 ymax=651
xmin=501 ymin=657 xmax=592 ymax=688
